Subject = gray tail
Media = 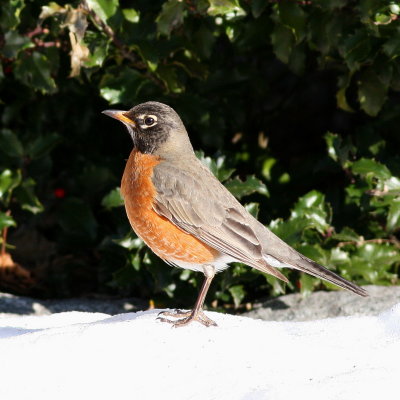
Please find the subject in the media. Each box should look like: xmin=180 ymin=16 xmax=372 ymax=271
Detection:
xmin=294 ymin=255 xmax=368 ymax=297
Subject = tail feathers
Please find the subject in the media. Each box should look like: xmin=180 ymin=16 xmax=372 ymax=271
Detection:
xmin=293 ymin=255 xmax=368 ymax=297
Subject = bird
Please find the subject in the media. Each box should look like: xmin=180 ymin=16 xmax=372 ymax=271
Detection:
xmin=102 ymin=101 xmax=368 ymax=327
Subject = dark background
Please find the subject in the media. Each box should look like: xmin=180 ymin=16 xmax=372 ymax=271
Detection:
xmin=0 ymin=0 xmax=399 ymax=310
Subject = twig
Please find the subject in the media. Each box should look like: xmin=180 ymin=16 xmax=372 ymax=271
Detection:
xmin=338 ymin=237 xmax=400 ymax=248
xmin=80 ymin=1 xmax=164 ymax=89
xmin=1 ymin=210 xmax=11 ymax=256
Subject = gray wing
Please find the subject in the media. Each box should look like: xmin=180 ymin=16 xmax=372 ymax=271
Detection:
xmin=151 ymin=158 xmax=367 ymax=297
xmin=152 ymin=159 xmax=288 ymax=282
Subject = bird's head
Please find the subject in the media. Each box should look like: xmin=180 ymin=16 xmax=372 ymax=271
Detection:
xmin=102 ymin=101 xmax=194 ymax=157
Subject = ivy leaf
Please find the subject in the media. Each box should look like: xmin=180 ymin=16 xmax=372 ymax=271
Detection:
xmin=358 ymin=69 xmax=387 ymax=117
xmin=228 ymin=284 xmax=245 ymax=308
xmin=385 ymin=177 xmax=400 ymax=196
xmin=100 ymin=67 xmax=147 ymax=104
xmin=14 ymin=52 xmax=57 ymax=94
xmin=383 ymin=36 xmax=400 ymax=59
xmin=101 ymin=187 xmax=124 ymax=210
xmin=331 ymin=226 xmax=360 ymax=242
xmin=196 ymin=151 xmax=235 ymax=182
xmin=278 ymin=0 xmax=306 ymax=42
xmin=251 ymin=0 xmax=268 ymax=18
xmin=224 ymin=175 xmax=269 ymax=199
xmin=0 ymin=212 xmax=16 ymax=230
xmin=0 ymin=169 xmax=22 ymax=202
xmin=269 ymin=217 xmax=310 ymax=246
xmin=244 ymin=202 xmax=260 ymax=218
xmin=340 ymin=30 xmax=373 ymax=72
xmin=207 ymin=0 xmax=246 ymax=17
xmin=86 ymin=0 xmax=118 ymax=24
xmin=271 ymin=24 xmax=294 ymax=64
xmin=0 ymin=0 xmax=26 ymax=30
xmin=27 ymin=133 xmax=61 ymax=160
xmin=58 ymin=197 xmax=98 ymax=241
xmin=351 ymin=158 xmax=391 ymax=180
xmin=122 ymin=8 xmax=139 ymax=23
xmin=291 ymin=190 xmax=331 ymax=233
xmin=0 ymin=129 xmax=24 ymax=158
xmin=350 ymin=243 xmax=400 ymax=283
xmin=2 ymin=31 xmax=32 ymax=58
xmin=156 ymin=64 xmax=184 ymax=93
xmin=114 ymin=232 xmax=143 ymax=250
xmin=387 ymin=200 xmax=400 ymax=231
xmin=13 ymin=178 xmax=44 ymax=214
xmin=324 ymin=132 xmax=354 ymax=166
xmin=156 ymin=0 xmax=185 ymax=36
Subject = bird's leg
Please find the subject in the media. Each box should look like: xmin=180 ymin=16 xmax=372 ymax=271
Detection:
xmin=157 ymin=265 xmax=217 ymax=327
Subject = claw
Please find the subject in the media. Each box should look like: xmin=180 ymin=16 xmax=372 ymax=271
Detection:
xmin=157 ymin=309 xmax=217 ymax=328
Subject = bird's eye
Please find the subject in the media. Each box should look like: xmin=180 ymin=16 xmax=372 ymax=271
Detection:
xmin=144 ymin=116 xmax=155 ymax=126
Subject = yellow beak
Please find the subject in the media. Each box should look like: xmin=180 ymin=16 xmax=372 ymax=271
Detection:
xmin=102 ymin=110 xmax=135 ymax=126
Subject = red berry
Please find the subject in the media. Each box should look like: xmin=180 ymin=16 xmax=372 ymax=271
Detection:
xmin=54 ymin=188 xmax=66 ymax=198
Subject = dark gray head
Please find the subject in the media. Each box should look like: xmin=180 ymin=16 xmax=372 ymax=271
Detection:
xmin=102 ymin=101 xmax=194 ymax=157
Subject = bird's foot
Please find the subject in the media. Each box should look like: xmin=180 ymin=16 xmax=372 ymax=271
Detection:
xmin=157 ymin=309 xmax=217 ymax=328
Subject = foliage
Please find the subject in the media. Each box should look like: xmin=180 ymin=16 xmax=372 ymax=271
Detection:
xmin=0 ymin=0 xmax=399 ymax=308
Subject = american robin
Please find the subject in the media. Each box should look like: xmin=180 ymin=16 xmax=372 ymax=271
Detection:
xmin=102 ymin=102 xmax=367 ymax=327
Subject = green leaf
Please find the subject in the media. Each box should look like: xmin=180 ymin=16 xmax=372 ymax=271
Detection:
xmin=196 ymin=151 xmax=235 ymax=182
xmin=101 ymin=187 xmax=124 ymax=210
xmin=385 ymin=177 xmax=400 ymax=196
xmin=83 ymin=31 xmax=110 ymax=69
xmin=224 ymin=175 xmax=269 ymax=199
xmin=349 ymin=243 xmax=400 ymax=283
xmin=358 ymin=69 xmax=387 ymax=116
xmin=387 ymin=199 xmax=400 ymax=231
xmin=269 ymin=216 xmax=310 ymax=246
xmin=251 ymin=0 xmax=268 ymax=18
xmin=383 ymin=36 xmax=400 ymax=59
xmin=14 ymin=52 xmax=57 ymax=94
xmin=0 ymin=0 xmax=26 ymax=30
xmin=122 ymin=8 xmax=139 ymax=23
xmin=244 ymin=202 xmax=260 ymax=218
xmin=13 ymin=178 xmax=44 ymax=214
xmin=27 ymin=133 xmax=61 ymax=159
xmin=228 ymin=284 xmax=245 ymax=308
xmin=336 ymin=74 xmax=355 ymax=113
xmin=331 ymin=227 xmax=360 ymax=242
xmin=271 ymin=24 xmax=294 ymax=64
xmin=100 ymin=67 xmax=146 ymax=104
xmin=86 ymin=0 xmax=118 ymax=23
xmin=2 ymin=31 xmax=32 ymax=59
xmin=156 ymin=64 xmax=184 ymax=93
xmin=340 ymin=30 xmax=374 ymax=72
xmin=207 ymin=0 xmax=246 ymax=17
xmin=114 ymin=232 xmax=143 ymax=250
xmin=156 ymin=0 xmax=185 ymax=36
xmin=351 ymin=158 xmax=391 ymax=180
xmin=0 ymin=212 xmax=16 ymax=230
xmin=0 ymin=169 xmax=22 ymax=203
xmin=324 ymin=132 xmax=354 ymax=166
xmin=58 ymin=198 xmax=98 ymax=240
xmin=0 ymin=129 xmax=24 ymax=158
xmin=291 ymin=190 xmax=331 ymax=233
xmin=278 ymin=0 xmax=306 ymax=42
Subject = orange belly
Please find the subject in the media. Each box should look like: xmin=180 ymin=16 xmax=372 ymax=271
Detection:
xmin=121 ymin=150 xmax=217 ymax=264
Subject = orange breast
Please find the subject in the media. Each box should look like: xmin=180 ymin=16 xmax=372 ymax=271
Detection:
xmin=121 ymin=149 xmax=217 ymax=265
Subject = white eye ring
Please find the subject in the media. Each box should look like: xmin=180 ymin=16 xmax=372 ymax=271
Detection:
xmin=138 ymin=114 xmax=158 ymax=129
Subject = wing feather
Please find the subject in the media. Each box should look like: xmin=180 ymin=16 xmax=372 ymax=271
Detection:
xmin=152 ymin=159 xmax=288 ymax=282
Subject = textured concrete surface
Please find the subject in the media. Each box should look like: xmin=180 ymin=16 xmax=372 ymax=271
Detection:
xmin=243 ymin=285 xmax=400 ymax=321
xmin=0 ymin=292 xmax=147 ymax=317
xmin=0 ymin=285 xmax=398 ymax=321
